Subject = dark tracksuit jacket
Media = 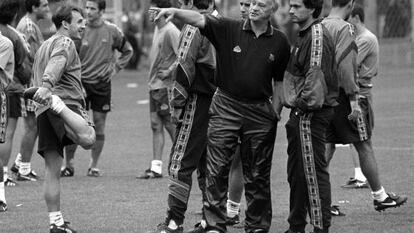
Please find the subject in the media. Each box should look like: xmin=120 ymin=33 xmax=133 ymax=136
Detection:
xmin=282 ymin=21 xmax=338 ymax=233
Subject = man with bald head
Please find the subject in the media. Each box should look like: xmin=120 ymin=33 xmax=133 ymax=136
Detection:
xmin=152 ymin=0 xmax=290 ymax=232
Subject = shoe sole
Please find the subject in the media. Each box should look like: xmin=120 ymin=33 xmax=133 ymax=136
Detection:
xmin=375 ymin=199 xmax=408 ymax=212
xmin=137 ymin=175 xmax=163 ymax=179
xmin=341 ymin=184 xmax=369 ymax=189
xmin=17 ymin=176 xmax=37 ymax=182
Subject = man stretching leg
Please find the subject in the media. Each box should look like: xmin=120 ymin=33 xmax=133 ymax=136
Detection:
xmin=27 ymin=5 xmax=95 ymax=232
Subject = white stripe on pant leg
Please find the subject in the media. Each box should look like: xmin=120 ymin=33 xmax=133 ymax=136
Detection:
xmin=0 ymin=92 xmax=7 ymax=143
xmin=169 ymin=94 xmax=197 ymax=179
xmin=20 ymin=96 xmax=27 ymax=117
xmin=299 ymin=113 xmax=323 ymax=229
xmin=356 ymin=114 xmax=368 ymax=141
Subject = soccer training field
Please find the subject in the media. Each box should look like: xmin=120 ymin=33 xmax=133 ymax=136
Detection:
xmin=1 ymin=63 xmax=413 ymax=233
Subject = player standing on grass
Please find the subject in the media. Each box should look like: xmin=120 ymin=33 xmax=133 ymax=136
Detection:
xmin=138 ymin=0 xmax=179 ymax=179
xmin=282 ymin=0 xmax=338 ymax=232
xmin=26 ymin=5 xmax=96 ymax=232
xmin=9 ymin=0 xmax=50 ymax=182
xmin=0 ymin=0 xmax=32 ymax=187
xmin=340 ymin=6 xmax=377 ymax=189
xmin=322 ymin=0 xmax=407 ymax=213
xmin=62 ymin=0 xmax=133 ymax=177
xmin=0 ymin=32 xmax=15 ymax=212
xmin=149 ymin=0 xmax=218 ymax=231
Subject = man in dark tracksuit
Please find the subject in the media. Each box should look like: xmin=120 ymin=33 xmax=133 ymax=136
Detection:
xmin=201 ymin=14 xmax=290 ymax=232
xmin=282 ymin=1 xmax=338 ymax=233
xmin=153 ymin=1 xmax=218 ymax=233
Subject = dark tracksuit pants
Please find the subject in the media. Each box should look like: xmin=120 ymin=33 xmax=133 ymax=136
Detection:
xmin=204 ymin=89 xmax=277 ymax=233
xmin=167 ymin=93 xmax=211 ymax=225
xmin=285 ymin=108 xmax=334 ymax=233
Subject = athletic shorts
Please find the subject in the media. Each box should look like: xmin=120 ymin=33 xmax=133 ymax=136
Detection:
xmin=83 ymin=81 xmax=111 ymax=113
xmin=149 ymin=88 xmax=171 ymax=117
xmin=37 ymin=104 xmax=92 ymax=157
xmin=7 ymin=93 xmax=26 ymax=118
xmin=326 ymin=90 xmax=374 ymax=144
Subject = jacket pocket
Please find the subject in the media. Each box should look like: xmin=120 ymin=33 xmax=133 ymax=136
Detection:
xmin=282 ymin=71 xmax=302 ymax=108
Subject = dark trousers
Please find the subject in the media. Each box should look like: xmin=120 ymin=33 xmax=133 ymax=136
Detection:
xmin=285 ymin=108 xmax=334 ymax=233
xmin=204 ymin=90 xmax=277 ymax=233
xmin=167 ymin=93 xmax=211 ymax=225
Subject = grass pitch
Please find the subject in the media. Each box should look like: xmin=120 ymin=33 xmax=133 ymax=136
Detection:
xmin=0 ymin=64 xmax=413 ymax=233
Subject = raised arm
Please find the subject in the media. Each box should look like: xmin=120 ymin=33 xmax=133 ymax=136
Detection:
xmin=152 ymin=7 xmax=206 ymax=29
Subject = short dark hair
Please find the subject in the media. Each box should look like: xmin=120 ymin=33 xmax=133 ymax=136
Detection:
xmin=351 ymin=5 xmax=364 ymax=23
xmin=87 ymin=0 xmax=106 ymax=11
xmin=332 ymin=0 xmax=353 ymax=7
xmin=0 ymin=0 xmax=19 ymax=24
xmin=52 ymin=5 xmax=84 ymax=29
xmin=182 ymin=0 xmax=213 ymax=10
xmin=303 ymin=0 xmax=324 ymax=18
xmin=150 ymin=0 xmax=171 ymax=8
xmin=25 ymin=0 xmax=41 ymax=13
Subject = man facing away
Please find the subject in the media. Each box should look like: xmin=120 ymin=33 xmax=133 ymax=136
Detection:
xmin=27 ymin=5 xmax=96 ymax=232
xmin=322 ymin=0 xmax=407 ymax=213
xmin=341 ymin=5 xmax=381 ymax=190
xmin=62 ymin=0 xmax=133 ymax=177
xmin=283 ymin=0 xmax=338 ymax=232
xmin=10 ymin=0 xmax=50 ymax=182
xmin=153 ymin=0 xmax=291 ymax=232
xmin=150 ymin=0 xmax=218 ymax=232
xmin=0 ymin=31 xmax=15 ymax=212
xmin=138 ymin=0 xmax=179 ymax=179
xmin=340 ymin=5 xmax=376 ymax=189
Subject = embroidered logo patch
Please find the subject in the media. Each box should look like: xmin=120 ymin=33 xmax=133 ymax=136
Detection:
xmin=292 ymin=47 xmax=299 ymax=56
xmin=233 ymin=45 xmax=241 ymax=53
xmin=268 ymin=53 xmax=275 ymax=62
xmin=348 ymin=23 xmax=355 ymax=36
xmin=160 ymin=104 xmax=169 ymax=110
xmin=102 ymin=104 xmax=110 ymax=111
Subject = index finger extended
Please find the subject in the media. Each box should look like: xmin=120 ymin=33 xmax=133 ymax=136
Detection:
xmin=152 ymin=7 xmax=170 ymax=22
xmin=149 ymin=7 xmax=161 ymax=19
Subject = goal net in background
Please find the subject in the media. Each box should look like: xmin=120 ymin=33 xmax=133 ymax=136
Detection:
xmin=367 ymin=0 xmax=414 ymax=66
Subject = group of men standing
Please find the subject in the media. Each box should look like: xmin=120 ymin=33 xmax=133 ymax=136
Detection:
xmin=145 ymin=0 xmax=407 ymax=233
xmin=0 ymin=0 xmax=408 ymax=233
